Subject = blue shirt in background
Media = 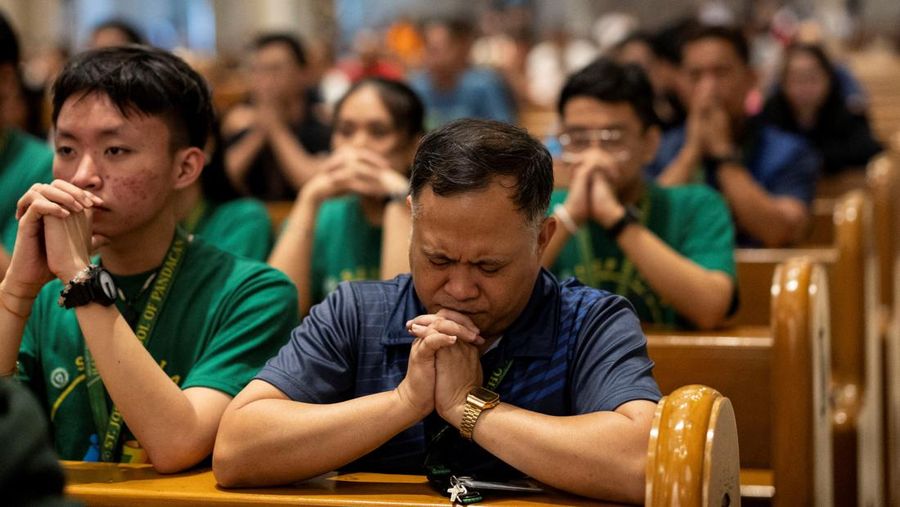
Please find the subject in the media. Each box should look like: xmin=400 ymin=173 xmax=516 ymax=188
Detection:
xmin=409 ymin=67 xmax=517 ymax=130
xmin=644 ymin=118 xmax=820 ymax=245
xmin=257 ymin=269 xmax=660 ymax=478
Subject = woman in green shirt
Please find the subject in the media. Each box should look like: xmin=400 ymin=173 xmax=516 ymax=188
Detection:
xmin=269 ymin=78 xmax=425 ymax=314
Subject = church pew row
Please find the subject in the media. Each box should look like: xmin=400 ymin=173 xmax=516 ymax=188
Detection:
xmin=647 ymin=257 xmax=833 ymax=506
xmin=868 ymin=150 xmax=900 ymax=507
xmin=725 ymin=189 xmax=884 ymax=506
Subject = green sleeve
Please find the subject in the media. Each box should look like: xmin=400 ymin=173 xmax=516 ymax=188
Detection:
xmin=677 ymin=187 xmax=737 ymax=279
xmin=198 ymin=199 xmax=273 ymax=262
xmin=16 ymin=283 xmax=58 ymax=400
xmin=180 ymin=268 xmax=298 ymax=396
xmin=1 ymin=132 xmax=54 ymax=252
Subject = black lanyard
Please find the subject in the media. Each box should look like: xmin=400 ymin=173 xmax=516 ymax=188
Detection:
xmin=425 ymin=359 xmax=513 ymax=504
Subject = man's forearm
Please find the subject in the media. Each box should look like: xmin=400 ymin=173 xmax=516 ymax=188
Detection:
xmin=468 ymin=401 xmax=655 ymax=504
xmin=617 ymin=225 xmax=733 ymax=329
xmin=716 ymin=164 xmax=809 ymax=246
xmin=0 ymin=283 xmax=31 ymax=375
xmin=214 ymin=384 xmax=423 ymax=487
xmin=75 ymin=304 xmax=224 ymax=472
xmin=380 ymin=201 xmax=412 ymax=279
xmin=656 ymin=144 xmax=701 ymax=186
xmin=224 ymin=129 xmax=267 ymax=194
xmin=267 ymin=123 xmax=320 ymax=190
xmin=268 ymin=195 xmax=319 ymax=315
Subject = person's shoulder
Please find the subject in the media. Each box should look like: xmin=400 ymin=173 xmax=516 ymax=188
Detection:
xmin=653 ymin=182 xmax=727 ymax=207
xmin=214 ymin=197 xmax=271 ymax=222
xmin=4 ymin=128 xmax=53 ymax=170
xmin=186 ymin=234 xmax=291 ymax=288
xmin=758 ymin=122 xmax=814 ymax=154
xmin=461 ymin=67 xmax=505 ymax=88
xmin=558 ymin=276 xmax=628 ymax=313
xmin=341 ymin=273 xmax=413 ymax=301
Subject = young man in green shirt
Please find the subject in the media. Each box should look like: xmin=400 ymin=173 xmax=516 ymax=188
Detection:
xmin=543 ymin=58 xmax=736 ymax=329
xmin=0 ymin=46 xmax=297 ymax=471
xmin=0 ymin=13 xmax=53 ymax=280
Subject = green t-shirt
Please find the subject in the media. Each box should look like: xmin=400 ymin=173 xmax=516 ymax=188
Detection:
xmin=17 ymin=234 xmax=298 ymax=461
xmin=1 ymin=128 xmax=54 ymax=252
xmin=187 ymin=198 xmax=274 ymax=262
xmin=310 ymin=196 xmax=382 ymax=305
xmin=549 ymin=183 xmax=736 ymax=328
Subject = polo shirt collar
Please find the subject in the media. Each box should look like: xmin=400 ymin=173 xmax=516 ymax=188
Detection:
xmin=381 ymin=270 xmax=560 ymax=360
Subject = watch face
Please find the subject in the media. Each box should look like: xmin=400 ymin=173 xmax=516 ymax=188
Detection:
xmin=97 ymin=270 xmax=117 ymax=300
xmin=470 ymin=386 xmax=500 ymax=404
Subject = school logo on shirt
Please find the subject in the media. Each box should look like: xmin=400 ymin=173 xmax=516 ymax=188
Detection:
xmin=50 ymin=367 xmax=70 ymax=389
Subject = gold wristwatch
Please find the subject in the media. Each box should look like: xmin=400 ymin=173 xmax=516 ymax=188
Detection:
xmin=459 ymin=386 xmax=500 ymax=440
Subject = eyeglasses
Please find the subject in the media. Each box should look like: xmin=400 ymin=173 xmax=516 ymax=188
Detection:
xmin=558 ymin=128 xmax=632 ymax=156
xmin=558 ymin=128 xmax=633 ymax=162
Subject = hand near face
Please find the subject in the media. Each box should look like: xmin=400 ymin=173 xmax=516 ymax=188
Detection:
xmin=402 ymin=309 xmax=485 ymax=422
xmin=304 ymin=147 xmax=408 ymax=205
xmin=701 ymin=105 xmax=735 ymax=158
xmin=588 ymin=172 xmax=626 ymax=229
xmin=7 ymin=181 xmax=102 ymax=295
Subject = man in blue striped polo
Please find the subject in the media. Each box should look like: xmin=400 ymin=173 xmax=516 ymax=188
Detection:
xmin=214 ymin=118 xmax=661 ymax=504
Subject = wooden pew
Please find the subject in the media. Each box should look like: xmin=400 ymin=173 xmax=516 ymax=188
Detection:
xmin=727 ymin=190 xmax=884 ymax=506
xmin=868 ymin=149 xmax=900 ymax=507
xmin=647 ymin=257 xmax=833 ymax=505
xmin=265 ymin=200 xmax=294 ymax=233
xmin=62 ymin=384 xmax=739 ymax=507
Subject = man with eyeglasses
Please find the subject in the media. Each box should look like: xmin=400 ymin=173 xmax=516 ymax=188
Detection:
xmin=543 ymin=58 xmax=736 ymax=330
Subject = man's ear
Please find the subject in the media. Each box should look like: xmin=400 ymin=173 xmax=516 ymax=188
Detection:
xmin=641 ymin=125 xmax=662 ymax=165
xmin=172 ymin=147 xmax=206 ymax=190
xmin=536 ymin=216 xmax=557 ymax=258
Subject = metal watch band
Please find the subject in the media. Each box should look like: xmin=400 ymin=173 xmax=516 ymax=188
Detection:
xmin=460 ymin=402 xmax=482 ymax=440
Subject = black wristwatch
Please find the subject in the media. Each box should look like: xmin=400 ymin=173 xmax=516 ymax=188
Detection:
xmin=706 ymin=151 xmax=742 ymax=169
xmin=606 ymin=205 xmax=641 ymax=240
xmin=57 ymin=265 xmax=118 ymax=309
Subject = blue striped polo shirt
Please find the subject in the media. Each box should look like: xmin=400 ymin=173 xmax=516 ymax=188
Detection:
xmin=257 ymin=269 xmax=660 ymax=477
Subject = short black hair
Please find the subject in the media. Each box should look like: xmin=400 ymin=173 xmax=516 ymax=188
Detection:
xmin=0 ymin=10 xmax=19 ymax=66
xmin=680 ymin=24 xmax=750 ymax=65
xmin=52 ymin=46 xmax=213 ymax=150
xmin=558 ymin=57 xmax=659 ymax=128
xmin=424 ymin=16 xmax=475 ymax=40
xmin=334 ymin=77 xmax=425 ymax=140
xmin=410 ymin=119 xmax=552 ymax=225
xmin=253 ymin=33 xmax=308 ymax=67
xmin=92 ymin=19 xmax=145 ymax=46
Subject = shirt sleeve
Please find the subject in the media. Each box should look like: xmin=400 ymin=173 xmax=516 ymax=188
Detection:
xmin=678 ymin=187 xmax=737 ymax=279
xmin=570 ymin=295 xmax=661 ymax=413
xmin=765 ymin=137 xmax=820 ymax=205
xmin=180 ymin=268 xmax=298 ymax=396
xmin=255 ymin=282 xmax=359 ymax=403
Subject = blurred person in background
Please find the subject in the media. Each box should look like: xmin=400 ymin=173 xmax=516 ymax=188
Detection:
xmin=222 ymin=33 xmax=331 ymax=200
xmin=89 ymin=19 xmax=145 ymax=49
xmin=646 ymin=25 xmax=819 ymax=247
xmin=269 ymin=77 xmax=424 ymax=315
xmin=762 ymin=43 xmax=881 ymax=175
xmin=175 ymin=118 xmax=274 ymax=261
xmin=410 ymin=17 xmax=516 ymax=129
xmin=525 ymin=26 xmax=598 ymax=109
xmin=0 ymin=12 xmax=53 ymax=282
xmin=544 ymin=58 xmax=735 ymax=329
xmin=612 ymin=31 xmax=686 ymax=130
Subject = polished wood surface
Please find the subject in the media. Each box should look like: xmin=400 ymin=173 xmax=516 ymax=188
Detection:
xmin=265 ymin=200 xmax=294 ymax=233
xmin=771 ymin=258 xmax=833 ymax=506
xmin=63 ymin=462 xmax=612 ymax=506
xmin=646 ymin=327 xmax=771 ymax=469
xmin=645 ymin=386 xmax=740 ymax=507
xmin=867 ymin=149 xmax=900 ymax=507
